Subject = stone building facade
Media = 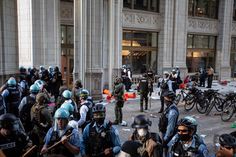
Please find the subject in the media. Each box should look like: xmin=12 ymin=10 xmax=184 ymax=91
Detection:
xmin=0 ymin=0 xmax=236 ymax=98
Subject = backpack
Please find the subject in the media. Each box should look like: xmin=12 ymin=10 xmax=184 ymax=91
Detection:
xmin=160 ymin=80 xmax=168 ymax=90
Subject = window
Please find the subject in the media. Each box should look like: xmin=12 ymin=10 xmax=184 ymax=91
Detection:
xmin=122 ymin=30 xmax=158 ymax=74
xmin=187 ymin=34 xmax=217 ymax=72
xmin=188 ymin=0 xmax=219 ymax=19
xmin=123 ymin=0 xmax=159 ymax=13
xmin=61 ymin=25 xmax=74 ymax=45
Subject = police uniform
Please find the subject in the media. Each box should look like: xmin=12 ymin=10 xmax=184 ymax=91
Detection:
xmin=81 ymin=120 xmax=121 ymax=157
xmin=2 ymin=85 xmax=21 ymax=116
xmin=43 ymin=125 xmax=81 ymax=157
xmin=168 ymin=134 xmax=208 ymax=157
xmin=138 ymin=76 xmax=149 ymax=112
xmin=78 ymin=100 xmax=93 ymax=131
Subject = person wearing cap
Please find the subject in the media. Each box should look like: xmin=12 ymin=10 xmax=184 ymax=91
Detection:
xmin=215 ymin=134 xmax=236 ymax=157
xmin=128 ymin=114 xmax=162 ymax=157
xmin=0 ymin=113 xmax=32 ymax=157
xmin=41 ymin=108 xmax=81 ymax=156
xmin=168 ymin=116 xmax=208 ymax=157
xmin=158 ymin=71 xmax=173 ymax=113
xmin=158 ymin=91 xmax=179 ymax=150
xmin=119 ymin=141 xmax=143 ymax=157
xmin=81 ymin=103 xmax=121 ymax=157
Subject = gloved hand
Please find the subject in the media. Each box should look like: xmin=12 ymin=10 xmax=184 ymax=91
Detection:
xmin=104 ymin=147 xmax=113 ymax=156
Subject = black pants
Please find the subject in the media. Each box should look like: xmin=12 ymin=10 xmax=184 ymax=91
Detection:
xmin=140 ymin=93 xmax=148 ymax=111
xmin=207 ymin=75 xmax=213 ymax=88
xmin=160 ymin=95 xmax=165 ymax=112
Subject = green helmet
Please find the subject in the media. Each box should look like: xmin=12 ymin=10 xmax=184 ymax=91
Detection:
xmin=54 ymin=108 xmax=70 ymax=119
xmin=80 ymin=89 xmax=89 ymax=100
xmin=60 ymin=102 xmax=74 ymax=114
xmin=7 ymin=77 xmax=16 ymax=86
xmin=62 ymin=90 xmax=72 ymax=99
xmin=30 ymin=84 xmax=40 ymax=94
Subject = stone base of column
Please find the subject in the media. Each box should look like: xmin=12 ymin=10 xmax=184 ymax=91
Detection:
xmin=85 ymin=72 xmax=103 ymax=100
xmin=219 ymin=66 xmax=231 ymax=81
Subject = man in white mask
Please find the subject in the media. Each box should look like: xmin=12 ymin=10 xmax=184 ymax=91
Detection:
xmin=128 ymin=115 xmax=163 ymax=157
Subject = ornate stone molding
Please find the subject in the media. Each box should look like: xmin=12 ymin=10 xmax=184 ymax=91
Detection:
xmin=122 ymin=10 xmax=161 ymax=30
xmin=232 ymin=22 xmax=236 ymax=35
xmin=188 ymin=18 xmax=218 ymax=34
xmin=60 ymin=1 xmax=73 ymax=25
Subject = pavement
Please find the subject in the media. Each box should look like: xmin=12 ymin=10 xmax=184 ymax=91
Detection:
xmin=103 ymin=80 xmax=236 ymax=156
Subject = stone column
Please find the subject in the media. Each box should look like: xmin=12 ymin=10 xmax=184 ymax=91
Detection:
xmin=0 ymin=0 xmax=18 ymax=84
xmin=158 ymin=0 xmax=174 ymax=74
xmin=17 ymin=0 xmax=60 ymax=68
xmin=172 ymin=0 xmax=188 ymax=76
xmin=216 ymin=0 xmax=234 ymax=80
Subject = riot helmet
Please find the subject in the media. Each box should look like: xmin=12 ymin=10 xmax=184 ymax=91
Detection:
xmin=177 ymin=116 xmax=198 ymax=132
xmin=80 ymin=89 xmax=89 ymax=100
xmin=74 ymin=79 xmax=82 ymax=88
xmin=62 ymin=90 xmax=72 ymax=99
xmin=35 ymin=79 xmax=45 ymax=90
xmin=54 ymin=108 xmax=70 ymax=119
xmin=7 ymin=77 xmax=16 ymax=87
xmin=131 ymin=115 xmax=151 ymax=129
xmin=163 ymin=91 xmax=176 ymax=100
xmin=219 ymin=134 xmax=236 ymax=148
xmin=92 ymin=103 xmax=106 ymax=125
xmin=0 ymin=113 xmax=19 ymax=132
xmin=30 ymin=84 xmax=40 ymax=94
xmin=60 ymin=102 xmax=74 ymax=115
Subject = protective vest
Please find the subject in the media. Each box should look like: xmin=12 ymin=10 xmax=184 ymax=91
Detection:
xmin=86 ymin=121 xmax=114 ymax=157
xmin=19 ymin=80 xmax=29 ymax=97
xmin=158 ymin=104 xmax=179 ymax=134
xmin=0 ymin=132 xmax=28 ymax=157
xmin=19 ymin=96 xmax=35 ymax=132
xmin=78 ymin=101 xmax=93 ymax=130
xmin=48 ymin=127 xmax=74 ymax=157
xmin=139 ymin=78 xmax=148 ymax=92
xmin=171 ymin=136 xmax=201 ymax=157
xmin=6 ymin=86 xmax=21 ymax=113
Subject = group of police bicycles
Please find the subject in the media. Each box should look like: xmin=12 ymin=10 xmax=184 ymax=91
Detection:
xmin=174 ymin=86 xmax=236 ymax=122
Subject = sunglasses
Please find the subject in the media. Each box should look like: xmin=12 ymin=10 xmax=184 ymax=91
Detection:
xmin=177 ymin=129 xmax=189 ymax=133
xmin=221 ymin=145 xmax=233 ymax=150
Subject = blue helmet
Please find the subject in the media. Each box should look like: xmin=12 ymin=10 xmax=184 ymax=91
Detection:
xmin=54 ymin=108 xmax=70 ymax=119
xmin=60 ymin=102 xmax=74 ymax=114
xmin=35 ymin=80 xmax=44 ymax=89
xmin=30 ymin=84 xmax=40 ymax=94
xmin=48 ymin=66 xmax=54 ymax=73
xmin=62 ymin=90 xmax=72 ymax=99
xmin=7 ymin=77 xmax=16 ymax=86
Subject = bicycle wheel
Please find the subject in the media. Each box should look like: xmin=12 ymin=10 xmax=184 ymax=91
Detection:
xmin=196 ymin=100 xmax=208 ymax=114
xmin=205 ymin=100 xmax=215 ymax=115
xmin=221 ymin=103 xmax=235 ymax=122
xmin=184 ymin=98 xmax=195 ymax=111
xmin=214 ymin=98 xmax=224 ymax=112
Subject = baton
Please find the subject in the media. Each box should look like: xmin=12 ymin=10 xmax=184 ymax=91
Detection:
xmin=22 ymin=145 xmax=37 ymax=157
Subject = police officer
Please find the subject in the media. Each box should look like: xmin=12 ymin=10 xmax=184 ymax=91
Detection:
xmin=147 ymin=68 xmax=154 ymax=94
xmin=62 ymin=89 xmax=78 ymax=117
xmin=19 ymin=66 xmax=29 ymax=98
xmin=2 ymin=77 xmax=21 ymax=116
xmin=51 ymin=66 xmax=63 ymax=99
xmin=168 ymin=116 xmax=208 ymax=157
xmin=81 ymin=103 xmax=121 ymax=157
xmin=159 ymin=71 xmax=173 ymax=113
xmin=19 ymin=84 xmax=40 ymax=133
xmin=0 ymin=93 xmax=6 ymax=115
xmin=0 ymin=113 xmax=32 ymax=157
xmin=130 ymin=115 xmax=163 ymax=157
xmin=138 ymin=73 xmax=149 ymax=112
xmin=41 ymin=108 xmax=81 ymax=156
xmin=158 ymin=91 xmax=179 ymax=148
xmin=216 ymin=134 xmax=236 ymax=157
xmin=60 ymin=102 xmax=78 ymax=130
xmin=78 ymin=89 xmax=93 ymax=131
xmin=30 ymin=93 xmax=53 ymax=147
xmin=112 ymin=77 xmax=125 ymax=125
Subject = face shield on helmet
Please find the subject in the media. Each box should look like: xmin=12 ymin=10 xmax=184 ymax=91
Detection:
xmin=54 ymin=108 xmax=70 ymax=130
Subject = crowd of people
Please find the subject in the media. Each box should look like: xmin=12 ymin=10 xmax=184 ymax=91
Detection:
xmin=0 ymin=64 xmax=234 ymax=157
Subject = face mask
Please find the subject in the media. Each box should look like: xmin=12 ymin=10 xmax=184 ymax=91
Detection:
xmin=179 ymin=134 xmax=192 ymax=141
xmin=95 ymin=118 xmax=105 ymax=126
xmin=137 ymin=128 xmax=147 ymax=137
